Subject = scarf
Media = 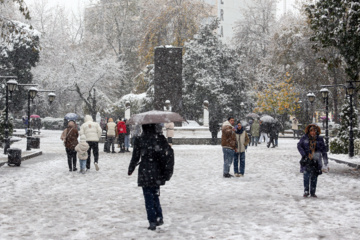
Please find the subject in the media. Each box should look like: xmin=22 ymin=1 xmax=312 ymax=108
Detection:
xmin=235 ymin=127 xmax=245 ymax=135
xmin=308 ymin=135 xmax=317 ymax=160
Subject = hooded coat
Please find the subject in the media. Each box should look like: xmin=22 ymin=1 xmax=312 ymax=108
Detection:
xmin=60 ymin=121 xmax=79 ymax=150
xmin=75 ymin=138 xmax=90 ymax=160
xmin=221 ymin=120 xmax=236 ymax=150
xmin=79 ymin=115 xmax=102 ymax=142
xmin=128 ymin=124 xmax=174 ymax=187
xmin=297 ymin=124 xmax=328 ymax=172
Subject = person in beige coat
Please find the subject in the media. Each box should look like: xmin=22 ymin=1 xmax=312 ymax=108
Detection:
xmin=292 ymin=117 xmax=299 ymax=139
xmin=80 ymin=115 xmax=102 ymax=171
xmin=106 ymin=118 xmax=117 ymax=153
xmin=234 ymin=121 xmax=250 ymax=177
xmin=164 ymin=122 xmax=174 ymax=147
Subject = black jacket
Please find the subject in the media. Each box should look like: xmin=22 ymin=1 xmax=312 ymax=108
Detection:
xmin=128 ymin=133 xmax=173 ymax=187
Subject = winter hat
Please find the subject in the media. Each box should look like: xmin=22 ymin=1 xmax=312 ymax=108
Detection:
xmin=80 ymin=134 xmax=87 ymax=142
xmin=68 ymin=120 xmax=76 ymax=128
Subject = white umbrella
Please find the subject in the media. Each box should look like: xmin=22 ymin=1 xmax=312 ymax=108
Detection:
xmin=127 ymin=110 xmax=186 ymax=125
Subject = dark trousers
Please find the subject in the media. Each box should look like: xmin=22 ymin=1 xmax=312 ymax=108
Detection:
xmin=303 ymin=170 xmax=318 ymax=195
xmin=142 ymin=186 xmax=163 ymax=224
xmin=211 ymin=131 xmax=218 ymax=145
xmin=107 ymin=137 xmax=115 ymax=152
xmin=86 ymin=141 xmax=99 ymax=169
xmin=66 ymin=148 xmax=77 ymax=170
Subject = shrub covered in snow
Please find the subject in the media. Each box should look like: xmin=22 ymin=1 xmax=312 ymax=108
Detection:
xmin=330 ymin=99 xmax=360 ymax=154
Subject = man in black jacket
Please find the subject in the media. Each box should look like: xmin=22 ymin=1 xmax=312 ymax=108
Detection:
xmin=128 ymin=124 xmax=174 ymax=231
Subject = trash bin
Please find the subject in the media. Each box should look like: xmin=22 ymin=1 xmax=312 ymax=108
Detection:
xmin=8 ymin=148 xmax=22 ymax=166
xmin=30 ymin=137 xmax=40 ymax=149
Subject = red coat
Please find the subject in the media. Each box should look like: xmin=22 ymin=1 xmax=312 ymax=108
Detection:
xmin=116 ymin=121 xmax=127 ymax=135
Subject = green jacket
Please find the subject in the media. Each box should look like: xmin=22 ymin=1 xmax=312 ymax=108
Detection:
xmin=251 ymin=120 xmax=260 ymax=137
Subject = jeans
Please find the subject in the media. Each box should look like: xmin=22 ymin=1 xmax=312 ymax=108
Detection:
xmin=251 ymin=136 xmax=259 ymax=146
xmin=223 ymin=148 xmax=235 ymax=174
xmin=303 ymin=170 xmax=318 ymax=195
xmin=86 ymin=141 xmax=99 ymax=169
xmin=142 ymin=186 xmax=163 ymax=224
xmin=79 ymin=160 xmax=86 ymax=171
xmin=66 ymin=148 xmax=77 ymax=170
xmin=124 ymin=135 xmax=130 ymax=148
xmin=234 ymin=152 xmax=246 ymax=175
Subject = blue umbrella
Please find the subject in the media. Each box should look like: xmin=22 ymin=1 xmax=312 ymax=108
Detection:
xmin=64 ymin=113 xmax=78 ymax=121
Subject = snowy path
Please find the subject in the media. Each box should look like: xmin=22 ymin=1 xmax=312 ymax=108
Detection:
xmin=1 ymin=130 xmax=360 ymax=239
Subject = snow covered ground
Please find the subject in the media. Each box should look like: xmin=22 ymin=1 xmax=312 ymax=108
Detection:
xmin=1 ymin=130 xmax=360 ymax=239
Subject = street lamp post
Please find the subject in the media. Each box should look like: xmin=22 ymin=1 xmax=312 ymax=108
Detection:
xmin=26 ymin=87 xmax=38 ymax=151
xmin=26 ymin=88 xmax=56 ymax=151
xmin=307 ymin=92 xmax=316 ymax=123
xmin=2 ymin=78 xmax=18 ymax=154
xmin=346 ymin=83 xmax=355 ymax=157
xmin=320 ymin=88 xmax=330 ymax=152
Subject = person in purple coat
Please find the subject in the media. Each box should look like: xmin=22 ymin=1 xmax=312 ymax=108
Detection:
xmin=297 ymin=124 xmax=329 ymax=198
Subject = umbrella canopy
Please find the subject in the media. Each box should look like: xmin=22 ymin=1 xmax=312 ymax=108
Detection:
xmin=127 ymin=110 xmax=186 ymax=125
xmin=64 ymin=113 xmax=78 ymax=121
xmin=260 ymin=115 xmax=275 ymax=123
xmin=246 ymin=113 xmax=260 ymax=119
xmin=30 ymin=114 xmax=40 ymax=118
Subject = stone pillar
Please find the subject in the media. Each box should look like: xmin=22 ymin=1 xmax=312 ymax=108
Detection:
xmin=125 ymin=101 xmax=130 ymax=119
xmin=154 ymin=46 xmax=182 ymax=116
xmin=203 ymin=100 xmax=209 ymax=127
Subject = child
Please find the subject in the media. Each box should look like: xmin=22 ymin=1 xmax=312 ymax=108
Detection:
xmin=75 ymin=135 xmax=90 ymax=174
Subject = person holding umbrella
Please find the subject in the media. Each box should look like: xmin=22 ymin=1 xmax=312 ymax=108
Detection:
xmin=60 ymin=120 xmax=79 ymax=171
xmin=127 ymin=110 xmax=179 ymax=231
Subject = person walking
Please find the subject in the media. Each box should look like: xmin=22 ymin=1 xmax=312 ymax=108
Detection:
xmin=124 ymin=119 xmax=131 ymax=152
xmin=234 ymin=121 xmax=250 ymax=177
xmin=297 ymin=124 xmax=329 ymax=198
xmin=259 ymin=120 xmax=269 ymax=144
xmin=292 ymin=117 xmax=299 ymax=139
xmin=250 ymin=118 xmax=260 ymax=146
xmin=60 ymin=120 xmax=79 ymax=171
xmin=106 ymin=118 xmax=117 ymax=153
xmin=116 ymin=119 xmax=127 ymax=153
xmin=267 ymin=122 xmax=277 ymax=148
xmin=128 ymin=124 xmax=174 ymax=231
xmin=75 ymin=135 xmax=90 ymax=174
xmin=80 ymin=115 xmax=102 ymax=171
xmin=221 ymin=117 xmax=236 ymax=178
xmin=164 ymin=122 xmax=174 ymax=147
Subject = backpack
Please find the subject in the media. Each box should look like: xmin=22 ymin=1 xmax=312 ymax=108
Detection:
xmin=160 ymin=145 xmax=174 ymax=181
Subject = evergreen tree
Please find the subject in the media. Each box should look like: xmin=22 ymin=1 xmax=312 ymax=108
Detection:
xmin=330 ymin=98 xmax=360 ymax=154
xmin=306 ymin=0 xmax=360 ymax=81
xmin=182 ymin=20 xmax=249 ymax=121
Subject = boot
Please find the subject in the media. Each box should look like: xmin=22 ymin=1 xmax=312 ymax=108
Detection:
xmin=148 ymin=222 xmax=156 ymax=231
xmin=126 ymin=148 xmax=130 ymax=152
